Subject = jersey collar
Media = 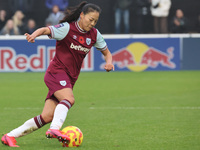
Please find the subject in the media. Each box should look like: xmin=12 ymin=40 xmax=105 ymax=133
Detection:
xmin=75 ymin=21 xmax=87 ymax=33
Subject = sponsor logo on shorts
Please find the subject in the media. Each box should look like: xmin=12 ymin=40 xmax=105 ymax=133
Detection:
xmin=60 ymin=80 xmax=67 ymax=86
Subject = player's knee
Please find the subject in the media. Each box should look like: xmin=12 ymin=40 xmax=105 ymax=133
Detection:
xmin=69 ymin=98 xmax=75 ymax=106
xmin=41 ymin=114 xmax=53 ymax=123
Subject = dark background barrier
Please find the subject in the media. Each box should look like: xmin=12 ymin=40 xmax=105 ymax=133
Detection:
xmin=0 ymin=0 xmax=200 ymax=34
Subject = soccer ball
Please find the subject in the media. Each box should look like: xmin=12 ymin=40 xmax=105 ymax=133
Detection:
xmin=61 ymin=126 xmax=83 ymax=147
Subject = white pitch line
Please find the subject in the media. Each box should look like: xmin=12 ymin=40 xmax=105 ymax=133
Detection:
xmin=3 ymin=107 xmax=42 ymax=110
xmin=89 ymin=107 xmax=200 ymax=110
xmin=3 ymin=107 xmax=200 ymax=110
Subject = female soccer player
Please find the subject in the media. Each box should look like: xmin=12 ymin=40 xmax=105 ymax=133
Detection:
xmin=1 ymin=1 xmax=114 ymax=147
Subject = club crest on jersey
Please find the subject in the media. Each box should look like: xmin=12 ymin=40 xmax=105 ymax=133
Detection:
xmin=86 ymin=38 xmax=91 ymax=45
xmin=60 ymin=80 xmax=67 ymax=86
xmin=54 ymin=23 xmax=64 ymax=28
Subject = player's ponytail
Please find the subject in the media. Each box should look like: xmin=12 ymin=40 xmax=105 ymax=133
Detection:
xmin=60 ymin=1 xmax=88 ymax=23
xmin=60 ymin=1 xmax=101 ymax=23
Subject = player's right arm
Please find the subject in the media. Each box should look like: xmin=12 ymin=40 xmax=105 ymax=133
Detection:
xmin=24 ymin=27 xmax=51 ymax=43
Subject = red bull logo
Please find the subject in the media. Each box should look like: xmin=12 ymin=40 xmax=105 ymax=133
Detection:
xmin=102 ymin=42 xmax=176 ymax=72
xmin=110 ymin=48 xmax=135 ymax=68
xmin=0 ymin=46 xmax=93 ymax=72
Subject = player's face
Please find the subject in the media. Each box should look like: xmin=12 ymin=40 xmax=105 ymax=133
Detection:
xmin=79 ymin=11 xmax=99 ymax=31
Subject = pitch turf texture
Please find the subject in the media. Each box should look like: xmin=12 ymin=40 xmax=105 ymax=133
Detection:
xmin=0 ymin=71 xmax=200 ymax=150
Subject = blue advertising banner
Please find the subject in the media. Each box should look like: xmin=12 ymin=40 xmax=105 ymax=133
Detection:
xmin=0 ymin=39 xmax=94 ymax=72
xmin=0 ymin=38 xmax=180 ymax=72
xmin=96 ymin=38 xmax=180 ymax=72
xmin=182 ymin=38 xmax=200 ymax=70
xmin=0 ymin=39 xmax=56 ymax=72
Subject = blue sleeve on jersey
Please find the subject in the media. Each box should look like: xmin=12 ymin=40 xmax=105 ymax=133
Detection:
xmin=48 ymin=22 xmax=70 ymax=40
xmin=93 ymin=29 xmax=107 ymax=51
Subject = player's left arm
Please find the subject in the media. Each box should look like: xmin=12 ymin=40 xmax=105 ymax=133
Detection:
xmin=101 ymin=48 xmax=114 ymax=72
xmin=94 ymin=29 xmax=114 ymax=72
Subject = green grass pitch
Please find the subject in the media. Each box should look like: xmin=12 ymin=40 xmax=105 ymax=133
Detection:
xmin=0 ymin=71 xmax=200 ymax=150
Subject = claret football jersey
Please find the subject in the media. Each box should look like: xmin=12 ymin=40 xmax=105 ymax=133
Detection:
xmin=47 ymin=21 xmax=107 ymax=82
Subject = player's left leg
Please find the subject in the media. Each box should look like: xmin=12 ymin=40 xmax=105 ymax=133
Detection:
xmin=46 ymin=88 xmax=74 ymax=142
xmin=50 ymin=87 xmax=75 ymax=129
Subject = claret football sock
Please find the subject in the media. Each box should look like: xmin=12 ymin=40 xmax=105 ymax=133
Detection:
xmin=7 ymin=115 xmax=46 ymax=138
xmin=33 ymin=114 xmax=47 ymax=128
xmin=50 ymin=99 xmax=72 ymax=130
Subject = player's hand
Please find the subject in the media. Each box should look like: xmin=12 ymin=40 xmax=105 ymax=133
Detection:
xmin=104 ymin=63 xmax=114 ymax=72
xmin=24 ymin=33 xmax=35 ymax=43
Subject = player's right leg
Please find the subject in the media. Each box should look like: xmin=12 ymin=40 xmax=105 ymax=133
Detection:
xmin=1 ymin=114 xmax=47 ymax=147
xmin=1 ymin=99 xmax=56 ymax=147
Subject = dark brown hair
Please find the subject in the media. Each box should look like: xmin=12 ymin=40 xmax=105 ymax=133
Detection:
xmin=60 ymin=1 xmax=101 ymax=23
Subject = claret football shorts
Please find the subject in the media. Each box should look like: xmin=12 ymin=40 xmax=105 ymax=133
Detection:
xmin=44 ymin=71 xmax=74 ymax=102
